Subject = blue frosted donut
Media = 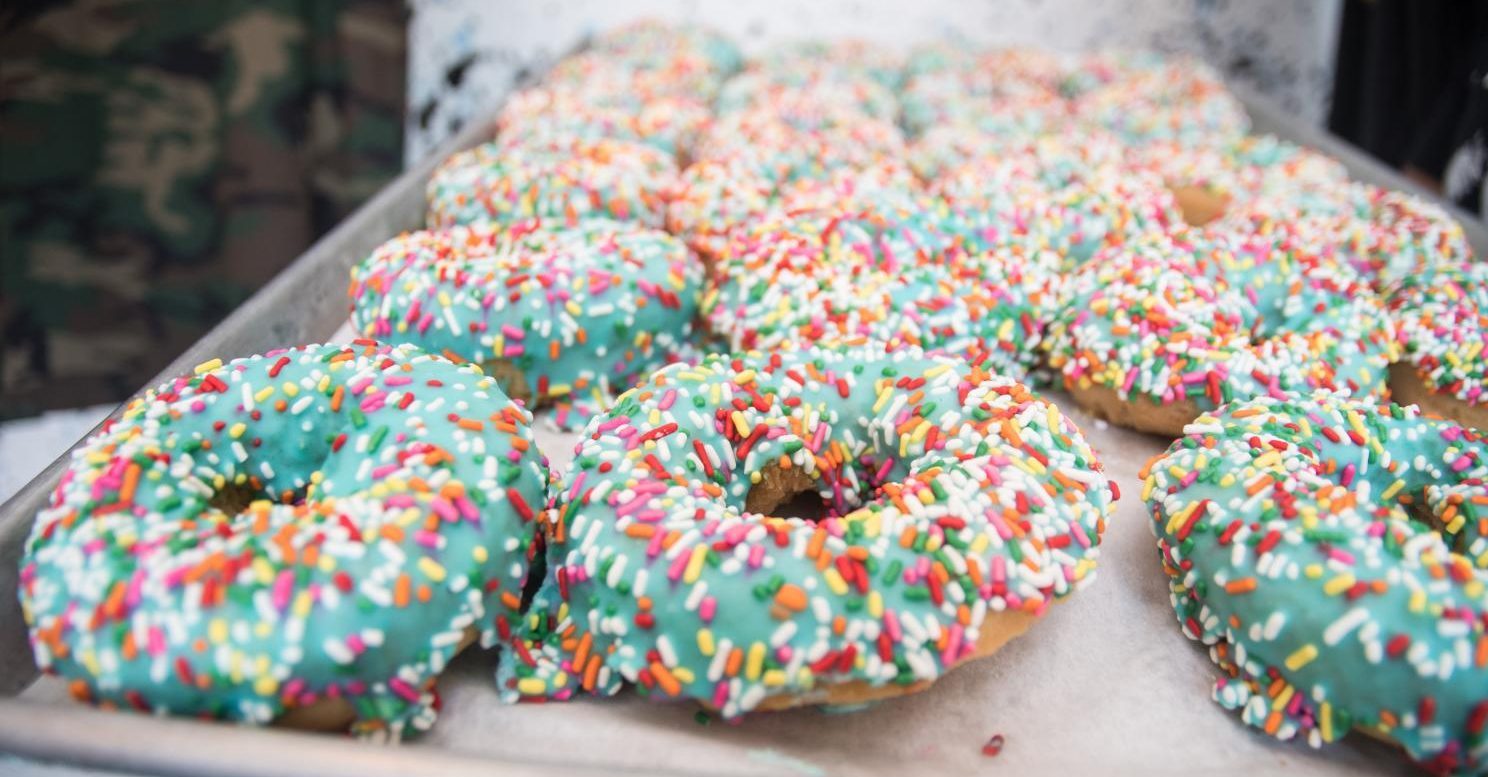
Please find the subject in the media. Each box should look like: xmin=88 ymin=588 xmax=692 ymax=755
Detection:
xmin=19 ymin=342 xmax=550 ymax=737
xmin=350 ymin=219 xmax=704 ymax=427
xmin=499 ymin=344 xmax=1117 ymax=717
xmin=1142 ymin=392 xmax=1488 ymax=773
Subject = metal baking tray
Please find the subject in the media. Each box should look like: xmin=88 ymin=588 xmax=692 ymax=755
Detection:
xmin=1 ymin=70 xmax=1485 ymax=777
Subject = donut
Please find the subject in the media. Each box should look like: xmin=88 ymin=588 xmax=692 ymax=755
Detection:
xmin=666 ymin=157 xmax=777 ymax=262
xmin=1071 ymin=55 xmax=1249 ymax=147
xmin=1388 ymin=263 xmax=1488 ymax=430
xmin=692 ymin=112 xmax=907 ymax=176
xmin=933 ymin=160 xmax=1180 ymax=266
xmin=426 ymin=135 xmax=677 ymax=229
xmin=911 ymin=126 xmax=1126 ymax=188
xmin=900 ymin=77 xmax=1067 ymax=140
xmin=1129 ymin=134 xmax=1348 ymax=226
xmin=1140 ymin=392 xmax=1488 ymax=773
xmin=713 ymin=71 xmax=900 ymax=125
xmin=499 ymin=344 xmax=1116 ymax=717
xmin=18 ymin=342 xmax=550 ymax=737
xmin=750 ymin=40 xmax=904 ymax=91
xmin=703 ymin=210 xmax=1060 ymax=383
xmin=495 ymin=87 xmax=713 ymax=159
xmin=349 ymin=219 xmax=703 ymax=427
xmin=1214 ymin=183 xmax=1474 ymax=288
xmin=1046 ymin=230 xmax=1397 ymax=437
xmin=898 ymin=46 xmax=1068 ymax=139
xmin=543 ymin=23 xmax=740 ymax=105
xmin=583 ymin=19 xmax=742 ymax=77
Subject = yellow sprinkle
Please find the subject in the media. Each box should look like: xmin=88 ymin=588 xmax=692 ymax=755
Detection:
xmin=254 ymin=675 xmax=278 ymax=697
xmin=1284 ymin=644 xmax=1318 ymax=671
xmin=418 ymin=557 xmax=447 ymax=583
xmin=517 ymin=678 xmax=546 ymax=695
xmin=1320 ymin=701 xmax=1335 ymax=742
xmin=823 ymin=568 xmax=849 ymax=596
xmin=762 ymin=669 xmax=787 ymax=687
xmin=734 ymin=370 xmax=756 ymax=385
xmin=1304 ymin=564 xmax=1324 ymax=579
xmin=683 ymin=545 xmax=708 ymax=584
xmin=1272 ymin=682 xmax=1294 ymax=710
xmin=1322 ymin=574 xmax=1355 ymax=596
xmin=867 ymin=591 xmax=883 ymax=618
xmin=1381 ymin=480 xmax=1406 ymax=501
xmin=229 ymin=423 xmax=247 ymax=439
xmin=472 ymin=546 xmax=488 ymax=563
xmin=194 ymin=358 xmax=223 ymax=374
xmin=745 ymin=642 xmax=766 ymax=681
xmin=731 ymin=411 xmax=749 ymax=437
xmin=253 ymin=387 xmax=275 ymax=403
xmin=697 ymin=629 xmax=715 ymax=657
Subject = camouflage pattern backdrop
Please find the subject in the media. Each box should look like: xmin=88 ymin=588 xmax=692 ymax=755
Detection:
xmin=0 ymin=0 xmax=407 ymax=418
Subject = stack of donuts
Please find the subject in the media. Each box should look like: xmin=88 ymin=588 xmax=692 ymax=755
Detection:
xmin=17 ymin=20 xmax=1488 ymax=774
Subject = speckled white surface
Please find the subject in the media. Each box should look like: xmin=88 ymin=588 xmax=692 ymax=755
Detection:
xmin=406 ymin=0 xmax=1342 ymax=163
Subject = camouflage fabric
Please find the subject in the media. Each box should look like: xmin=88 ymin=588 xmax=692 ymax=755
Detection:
xmin=0 ymin=0 xmax=406 ymax=418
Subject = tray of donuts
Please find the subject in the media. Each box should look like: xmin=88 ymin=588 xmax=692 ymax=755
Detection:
xmin=3 ymin=20 xmax=1488 ymax=777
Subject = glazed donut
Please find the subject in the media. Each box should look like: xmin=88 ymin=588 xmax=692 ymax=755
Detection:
xmin=349 ymin=219 xmax=703 ymax=427
xmin=1046 ymin=230 xmax=1396 ymax=437
xmin=19 ymin=342 xmax=549 ymax=737
xmin=703 ymin=210 xmax=1060 ymax=382
xmin=499 ymin=344 xmax=1116 ymax=717
xmin=426 ymin=135 xmax=677 ymax=229
xmin=1141 ymin=392 xmax=1488 ymax=773
xmin=1388 ymin=263 xmax=1488 ymax=430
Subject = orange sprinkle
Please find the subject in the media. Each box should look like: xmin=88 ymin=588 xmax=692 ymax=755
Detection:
xmin=1224 ymin=578 xmax=1258 ymax=594
xmin=394 ymin=573 xmax=412 ymax=608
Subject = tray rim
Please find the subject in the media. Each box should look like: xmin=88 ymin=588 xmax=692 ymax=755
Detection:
xmin=1 ymin=74 xmax=1485 ymax=777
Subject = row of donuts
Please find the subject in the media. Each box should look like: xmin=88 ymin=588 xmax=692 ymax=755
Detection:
xmin=368 ymin=23 xmax=1488 ymax=440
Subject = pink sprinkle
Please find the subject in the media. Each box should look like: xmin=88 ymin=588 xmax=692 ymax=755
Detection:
xmin=883 ymin=609 xmax=902 ymax=642
xmin=147 ymin=627 xmax=166 ymax=657
xmin=430 ymin=497 xmax=458 ymax=522
xmin=272 ymin=569 xmax=295 ymax=611
xmin=699 ymin=596 xmax=717 ymax=623
xmin=666 ymin=551 xmax=690 ymax=582
xmin=387 ymin=677 xmax=421 ymax=703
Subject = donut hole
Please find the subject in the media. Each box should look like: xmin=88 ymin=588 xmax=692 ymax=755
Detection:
xmin=207 ymin=480 xmax=298 ymax=515
xmin=745 ymin=462 xmax=832 ymax=522
xmin=1171 ymin=185 xmax=1229 ymax=226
